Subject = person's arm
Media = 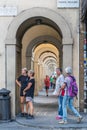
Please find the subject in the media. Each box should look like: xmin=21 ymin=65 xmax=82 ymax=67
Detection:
xmin=56 ymin=83 xmax=66 ymax=96
xmin=16 ymin=79 xmax=21 ymax=87
xmin=24 ymin=82 xmax=32 ymax=92
xmin=23 ymin=82 xmax=32 ymax=95
xmin=61 ymin=83 xmax=66 ymax=90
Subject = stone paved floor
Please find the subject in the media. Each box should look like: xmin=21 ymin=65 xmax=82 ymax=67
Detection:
xmin=0 ymin=88 xmax=87 ymax=130
xmin=16 ymin=88 xmax=87 ymax=129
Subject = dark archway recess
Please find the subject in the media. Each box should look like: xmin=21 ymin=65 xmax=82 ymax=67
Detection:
xmin=16 ymin=16 xmax=63 ymax=70
xmin=15 ymin=17 xmax=63 ymax=114
xmin=16 ymin=16 xmax=62 ymax=42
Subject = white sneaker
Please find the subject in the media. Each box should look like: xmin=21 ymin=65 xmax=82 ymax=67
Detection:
xmin=77 ymin=116 xmax=83 ymax=123
xmin=58 ymin=120 xmax=67 ymax=124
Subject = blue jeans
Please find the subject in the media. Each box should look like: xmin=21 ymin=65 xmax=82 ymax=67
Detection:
xmin=58 ymin=96 xmax=63 ymax=116
xmin=63 ymin=96 xmax=81 ymax=121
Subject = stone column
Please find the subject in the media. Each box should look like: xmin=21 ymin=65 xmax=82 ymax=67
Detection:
xmin=63 ymin=44 xmax=72 ymax=69
xmin=31 ymin=57 xmax=34 ymax=70
xmin=62 ymin=39 xmax=73 ymax=71
xmin=26 ymin=56 xmax=32 ymax=70
xmin=5 ymin=44 xmax=16 ymax=119
xmin=34 ymin=61 xmax=38 ymax=95
xmin=39 ymin=64 xmax=44 ymax=90
xmin=41 ymin=64 xmax=44 ymax=88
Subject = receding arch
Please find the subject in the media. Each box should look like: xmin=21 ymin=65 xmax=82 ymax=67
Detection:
xmin=43 ymin=56 xmax=57 ymax=63
xmin=26 ymin=35 xmax=62 ymax=57
xmin=26 ymin=35 xmax=62 ymax=69
xmin=39 ymin=51 xmax=57 ymax=59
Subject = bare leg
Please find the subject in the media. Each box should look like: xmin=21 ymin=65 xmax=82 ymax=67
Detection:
xmin=26 ymin=102 xmax=29 ymax=114
xmin=46 ymin=89 xmax=48 ymax=96
xmin=28 ymin=101 xmax=34 ymax=115
xmin=20 ymin=96 xmax=25 ymax=113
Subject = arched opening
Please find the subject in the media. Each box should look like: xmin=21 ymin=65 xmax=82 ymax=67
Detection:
xmin=5 ymin=7 xmax=73 ymax=117
xmin=32 ymin=43 xmax=59 ymax=95
xmin=18 ymin=22 xmax=63 ymax=114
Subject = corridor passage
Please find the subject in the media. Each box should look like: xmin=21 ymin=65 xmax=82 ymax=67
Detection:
xmin=34 ymin=87 xmax=58 ymax=116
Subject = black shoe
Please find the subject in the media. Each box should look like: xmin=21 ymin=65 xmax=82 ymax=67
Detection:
xmin=17 ymin=112 xmax=25 ymax=117
xmin=24 ymin=113 xmax=28 ymax=117
xmin=47 ymin=95 xmax=48 ymax=97
xmin=26 ymin=115 xmax=34 ymax=119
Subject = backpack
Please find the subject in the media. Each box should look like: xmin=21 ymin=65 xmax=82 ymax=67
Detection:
xmin=68 ymin=76 xmax=78 ymax=97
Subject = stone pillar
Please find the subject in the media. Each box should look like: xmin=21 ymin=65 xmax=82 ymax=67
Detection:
xmin=59 ymin=52 xmax=62 ymax=68
xmin=41 ymin=64 xmax=44 ymax=88
xmin=63 ymin=39 xmax=73 ymax=70
xmin=31 ymin=60 xmax=34 ymax=70
xmin=26 ymin=56 xmax=32 ymax=70
xmin=39 ymin=64 xmax=44 ymax=90
xmin=5 ymin=44 xmax=16 ymax=119
xmin=79 ymin=21 xmax=86 ymax=112
xmin=34 ymin=61 xmax=38 ymax=95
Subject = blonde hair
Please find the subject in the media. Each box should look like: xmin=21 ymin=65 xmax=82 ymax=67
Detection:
xmin=22 ymin=68 xmax=28 ymax=73
xmin=28 ymin=70 xmax=35 ymax=76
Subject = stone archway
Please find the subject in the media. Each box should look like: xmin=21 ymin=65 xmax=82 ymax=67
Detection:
xmin=31 ymin=43 xmax=59 ymax=94
xmin=5 ymin=7 xmax=73 ymax=118
xmin=26 ymin=35 xmax=62 ymax=69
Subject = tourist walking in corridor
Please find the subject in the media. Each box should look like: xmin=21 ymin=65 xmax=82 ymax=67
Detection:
xmin=23 ymin=70 xmax=35 ymax=119
xmin=50 ymin=76 xmax=53 ymax=88
xmin=53 ymin=76 xmax=56 ymax=90
xmin=44 ymin=75 xmax=50 ymax=96
xmin=58 ymin=67 xmax=82 ymax=124
xmin=53 ymin=68 xmax=65 ymax=120
xmin=16 ymin=68 xmax=29 ymax=117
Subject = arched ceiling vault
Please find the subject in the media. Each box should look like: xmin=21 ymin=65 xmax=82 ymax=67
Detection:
xmin=39 ymin=52 xmax=57 ymax=61
xmin=39 ymin=51 xmax=57 ymax=59
xmin=43 ymin=56 xmax=57 ymax=63
xmin=17 ymin=17 xmax=62 ymax=41
xmin=44 ymin=59 xmax=57 ymax=65
xmin=33 ymin=43 xmax=59 ymax=61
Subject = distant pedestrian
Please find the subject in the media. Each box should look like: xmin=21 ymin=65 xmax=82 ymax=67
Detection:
xmin=44 ymin=75 xmax=50 ymax=96
xmin=16 ymin=68 xmax=29 ymax=117
xmin=50 ymin=76 xmax=53 ymax=88
xmin=53 ymin=68 xmax=64 ymax=120
xmin=52 ymin=76 xmax=56 ymax=90
xmin=59 ymin=67 xmax=82 ymax=124
xmin=23 ymin=70 xmax=35 ymax=119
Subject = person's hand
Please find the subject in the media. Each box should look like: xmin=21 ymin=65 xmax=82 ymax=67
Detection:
xmin=23 ymin=91 xmax=26 ymax=96
xmin=56 ymin=92 xmax=60 ymax=97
